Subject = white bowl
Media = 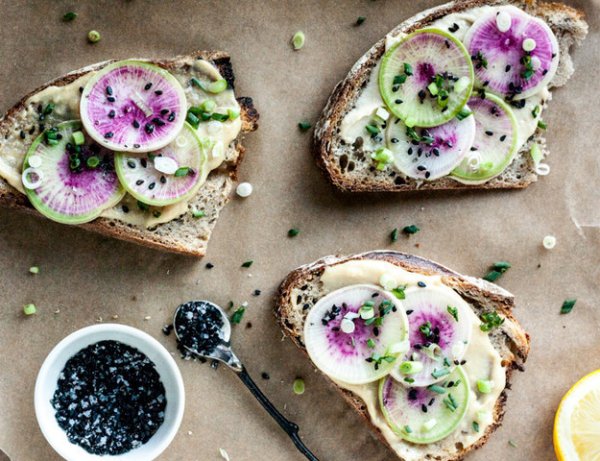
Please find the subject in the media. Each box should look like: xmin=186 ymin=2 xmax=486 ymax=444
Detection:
xmin=35 ymin=324 xmax=185 ymax=461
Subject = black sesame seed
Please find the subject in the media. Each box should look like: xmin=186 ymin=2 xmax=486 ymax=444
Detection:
xmin=425 ymin=171 xmax=431 ymax=179
xmin=408 ymin=389 xmax=418 ymax=400
xmin=132 ymin=120 xmax=140 ymax=129
xmin=104 ymin=132 xmax=114 ymax=139
xmin=421 ymin=404 xmax=428 ymax=413
xmin=418 ymin=281 xmax=427 ymax=287
xmin=253 ymin=289 xmax=261 ymax=296
xmin=155 ymin=90 xmax=163 ymax=96
xmin=148 ymin=182 xmax=156 ymax=190
xmin=505 ymin=64 xmax=512 ymax=72
xmin=448 ymin=23 xmax=459 ymax=33
xmin=135 ymin=179 xmax=144 ymax=186
xmin=144 ymin=83 xmax=153 ymax=90
xmin=168 ymin=112 xmax=176 ymax=122
xmin=106 ymin=86 xmax=113 ymax=96
xmin=122 ymin=205 xmax=129 ymax=213
xmin=408 ymin=147 xmax=413 ymax=155
xmin=108 ymin=110 xmax=115 ymax=118
xmin=428 ymin=398 xmax=435 ymax=406
xmin=261 ymin=372 xmax=270 ymax=380
xmin=406 ymin=309 xmax=413 ymax=315
xmin=485 ymin=130 xmax=494 ymax=136
xmin=160 ymin=175 xmax=166 ymax=184
xmin=133 ymin=144 xmax=140 ymax=148
xmin=127 ymin=160 xmax=136 ymax=168
xmin=391 ymin=138 xmax=399 ymax=144
xmin=500 ymin=134 xmax=507 ymax=142
xmin=107 ymin=96 xmax=116 ymax=103
xmin=39 ymin=124 xmax=45 ymax=132
xmin=19 ymin=130 xmax=26 ymax=139
xmin=394 ymin=99 xmax=403 ymax=104
xmin=445 ymin=40 xmax=450 ymax=48
xmin=145 ymin=124 xmax=154 ymax=134
xmin=542 ymin=69 xmax=548 ymax=75
xmin=432 ymin=148 xmax=440 ymax=156
xmin=205 ymin=262 xmax=214 ymax=269
xmin=417 ymin=165 xmax=426 ymax=171
xmin=160 ymin=109 xmax=169 ymax=115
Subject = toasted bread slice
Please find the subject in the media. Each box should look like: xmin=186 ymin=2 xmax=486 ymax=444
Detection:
xmin=275 ymin=250 xmax=530 ymax=461
xmin=0 ymin=51 xmax=259 ymax=256
xmin=314 ymin=0 xmax=587 ymax=192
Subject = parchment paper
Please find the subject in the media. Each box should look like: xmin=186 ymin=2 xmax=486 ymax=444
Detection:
xmin=0 ymin=1 xmax=598 ymax=460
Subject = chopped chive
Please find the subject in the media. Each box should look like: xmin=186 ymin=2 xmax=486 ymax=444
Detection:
xmin=393 ymin=74 xmax=407 ymax=85
xmin=29 ymin=266 xmax=40 ymax=275
xmin=241 ymin=260 xmax=254 ymax=268
xmin=63 ymin=11 xmax=77 ymax=21
xmin=186 ymin=110 xmax=200 ymax=129
xmin=447 ymin=306 xmax=458 ymax=321
xmin=298 ymin=121 xmax=312 ymax=132
xmin=532 ymin=105 xmax=541 ymax=118
xmin=231 ymin=306 xmax=245 ymax=324
xmin=288 ymin=228 xmax=300 ymax=237
xmin=192 ymin=209 xmax=205 ymax=219
xmin=174 ymin=167 xmax=192 ymax=177
xmin=390 ymin=228 xmax=399 ymax=242
xmin=560 ymin=298 xmax=576 ymax=315
xmin=431 ymin=368 xmax=451 ymax=379
xmin=356 ymin=16 xmax=366 ymax=26
xmin=365 ymin=124 xmax=380 ymax=136
xmin=23 ymin=303 xmax=37 ymax=316
xmin=86 ymin=156 xmax=100 ymax=168
xmin=293 ymin=378 xmax=305 ymax=395
xmin=493 ymin=261 xmax=512 ymax=272
xmin=443 ymin=393 xmax=458 ymax=412
xmin=403 ymin=225 xmax=420 ymax=235
xmin=403 ymin=62 xmax=413 ymax=76
xmin=391 ymin=286 xmax=406 ymax=300
xmin=472 ymin=421 xmax=480 ymax=432
xmin=292 ymin=31 xmax=305 ymax=50
xmin=427 ymin=384 xmax=447 ymax=394
xmin=456 ymin=108 xmax=472 ymax=121
xmin=87 ymin=30 xmax=101 ymax=44
xmin=537 ymin=120 xmax=547 ymax=130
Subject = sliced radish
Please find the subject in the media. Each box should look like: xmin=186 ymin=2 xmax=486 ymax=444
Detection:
xmin=23 ymin=121 xmax=125 ymax=225
xmin=114 ymin=123 xmax=207 ymax=207
xmin=386 ymin=112 xmax=475 ymax=180
xmin=304 ymin=284 xmax=409 ymax=385
xmin=380 ymin=366 xmax=470 ymax=444
xmin=379 ymin=28 xmax=474 ymax=128
xmin=464 ymin=6 xmax=559 ymax=99
xmin=451 ymin=92 xmax=519 ymax=183
xmin=80 ymin=60 xmax=187 ymax=153
xmin=389 ymin=286 xmax=472 ymax=387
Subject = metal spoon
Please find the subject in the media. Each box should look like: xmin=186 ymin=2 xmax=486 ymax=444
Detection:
xmin=173 ymin=301 xmax=319 ymax=461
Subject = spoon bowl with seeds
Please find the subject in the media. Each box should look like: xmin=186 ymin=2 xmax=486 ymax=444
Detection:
xmin=172 ymin=300 xmax=319 ymax=461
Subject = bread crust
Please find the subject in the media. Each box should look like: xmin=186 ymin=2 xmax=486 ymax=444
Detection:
xmin=274 ymin=250 xmax=530 ymax=461
xmin=313 ymin=0 xmax=587 ymax=192
xmin=0 ymin=51 xmax=259 ymax=257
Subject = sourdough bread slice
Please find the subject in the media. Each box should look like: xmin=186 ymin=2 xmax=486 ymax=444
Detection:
xmin=314 ymin=0 xmax=587 ymax=192
xmin=0 ymin=51 xmax=259 ymax=256
xmin=275 ymin=250 xmax=530 ymax=461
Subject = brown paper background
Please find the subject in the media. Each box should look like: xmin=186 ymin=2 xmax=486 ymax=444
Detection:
xmin=0 ymin=1 xmax=598 ymax=460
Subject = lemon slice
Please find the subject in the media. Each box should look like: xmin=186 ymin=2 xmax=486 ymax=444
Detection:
xmin=554 ymin=369 xmax=600 ymax=460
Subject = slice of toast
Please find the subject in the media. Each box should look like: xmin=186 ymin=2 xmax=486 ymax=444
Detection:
xmin=314 ymin=0 xmax=587 ymax=192
xmin=0 ymin=51 xmax=259 ymax=257
xmin=275 ymin=250 xmax=530 ymax=461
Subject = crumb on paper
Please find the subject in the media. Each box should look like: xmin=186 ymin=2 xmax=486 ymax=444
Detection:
xmin=112 ymin=314 xmax=119 ymax=320
xmin=219 ymin=448 xmax=231 ymax=461
xmin=144 ymin=315 xmax=152 ymax=321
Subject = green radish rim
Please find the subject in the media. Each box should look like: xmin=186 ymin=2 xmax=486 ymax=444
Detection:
xmin=114 ymin=122 xmax=208 ymax=207
xmin=450 ymin=92 xmax=519 ymax=184
xmin=378 ymin=366 xmax=471 ymax=444
xmin=24 ymin=121 xmax=126 ymax=225
xmin=379 ymin=28 xmax=474 ymax=128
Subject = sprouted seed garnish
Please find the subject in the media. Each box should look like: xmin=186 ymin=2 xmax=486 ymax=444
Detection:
xmin=403 ymin=225 xmax=420 ymax=235
xmin=447 ymin=306 xmax=458 ymax=321
xmin=293 ymin=378 xmax=305 ymax=395
xmin=63 ymin=11 xmax=77 ymax=21
xmin=560 ymin=299 xmax=576 ymax=315
xmin=87 ymin=30 xmax=101 ymax=44
xmin=292 ymin=31 xmax=305 ymax=50
xmin=231 ymin=306 xmax=245 ymax=324
xmin=288 ymin=228 xmax=300 ymax=237
xmin=29 ymin=266 xmax=40 ymax=275
xmin=298 ymin=121 xmax=312 ymax=131
xmin=241 ymin=260 xmax=253 ymax=268
xmin=23 ymin=303 xmax=37 ymax=315
xmin=480 ymin=311 xmax=504 ymax=332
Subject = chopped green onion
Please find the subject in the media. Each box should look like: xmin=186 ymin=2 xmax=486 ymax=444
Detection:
xmin=200 ymin=99 xmax=217 ymax=114
xmin=227 ymin=108 xmax=240 ymax=120
xmin=403 ymin=225 xmax=420 ymax=235
xmin=86 ymin=156 xmax=100 ymax=168
xmin=231 ymin=306 xmax=245 ymax=324
xmin=43 ymin=103 xmax=55 ymax=115
xmin=431 ymin=368 xmax=451 ymax=379
xmin=365 ymin=124 xmax=380 ymax=136
xmin=292 ymin=377 xmax=306 ymax=395
xmin=186 ymin=110 xmax=200 ymax=129
xmin=298 ymin=121 xmax=312 ymax=131
xmin=476 ymin=379 xmax=493 ymax=394
xmin=367 ymin=338 xmax=376 ymax=348
xmin=391 ymin=287 xmax=406 ymax=300
xmin=532 ymin=105 xmax=541 ymax=118
xmin=241 ymin=260 xmax=253 ymax=268
xmin=537 ymin=120 xmax=547 ymax=130
xmin=29 ymin=266 xmax=40 ymax=275
xmin=87 ymin=30 xmax=101 ymax=43
xmin=399 ymin=361 xmax=423 ymax=375
xmin=456 ymin=108 xmax=472 ymax=121
xmin=393 ymin=74 xmax=407 ymax=85
xmin=211 ymin=112 xmax=230 ymax=122
xmin=72 ymin=131 xmax=85 ymax=146
xmin=447 ymin=306 xmax=458 ymax=321
xmin=390 ymin=228 xmax=399 ymax=243
xmin=288 ymin=228 xmax=300 ymax=237
xmin=403 ymin=62 xmax=413 ymax=76
xmin=191 ymin=77 xmax=227 ymax=94
xmin=23 ymin=303 xmax=37 ymax=316
xmin=371 ymin=147 xmax=393 ymax=170
xmin=356 ymin=16 xmax=366 ymax=26
xmin=192 ymin=209 xmax=205 ymax=219
xmin=63 ymin=11 xmax=77 ymax=21
xmin=427 ymin=82 xmax=439 ymax=96
xmin=174 ymin=167 xmax=192 ymax=177
xmin=483 ymin=270 xmax=502 ymax=282
xmin=530 ymin=143 xmax=543 ymax=164
xmin=292 ymin=31 xmax=305 ymax=50
xmin=560 ymin=298 xmax=576 ymax=315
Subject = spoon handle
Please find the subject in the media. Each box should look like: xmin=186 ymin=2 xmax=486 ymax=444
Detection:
xmin=237 ymin=367 xmax=319 ymax=461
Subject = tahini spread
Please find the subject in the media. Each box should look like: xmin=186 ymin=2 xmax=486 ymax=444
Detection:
xmin=0 ymin=58 xmax=241 ymax=228
xmin=339 ymin=6 xmax=551 ymax=180
xmin=299 ymin=260 xmax=505 ymax=461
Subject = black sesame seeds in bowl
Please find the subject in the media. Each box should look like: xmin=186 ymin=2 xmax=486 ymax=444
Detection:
xmin=35 ymin=324 xmax=185 ymax=461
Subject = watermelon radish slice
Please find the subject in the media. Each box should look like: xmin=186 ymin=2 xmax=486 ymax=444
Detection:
xmin=451 ymin=93 xmax=519 ymax=183
xmin=380 ymin=366 xmax=470 ymax=444
xmin=389 ymin=286 xmax=472 ymax=387
xmin=379 ymin=29 xmax=474 ymax=128
xmin=22 ymin=121 xmax=125 ymax=225
xmin=463 ymin=6 xmax=559 ymax=99
xmin=80 ymin=60 xmax=187 ymax=153
xmin=115 ymin=122 xmax=207 ymax=207
xmin=304 ymin=284 xmax=409 ymax=385
xmin=386 ymin=112 xmax=475 ymax=180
